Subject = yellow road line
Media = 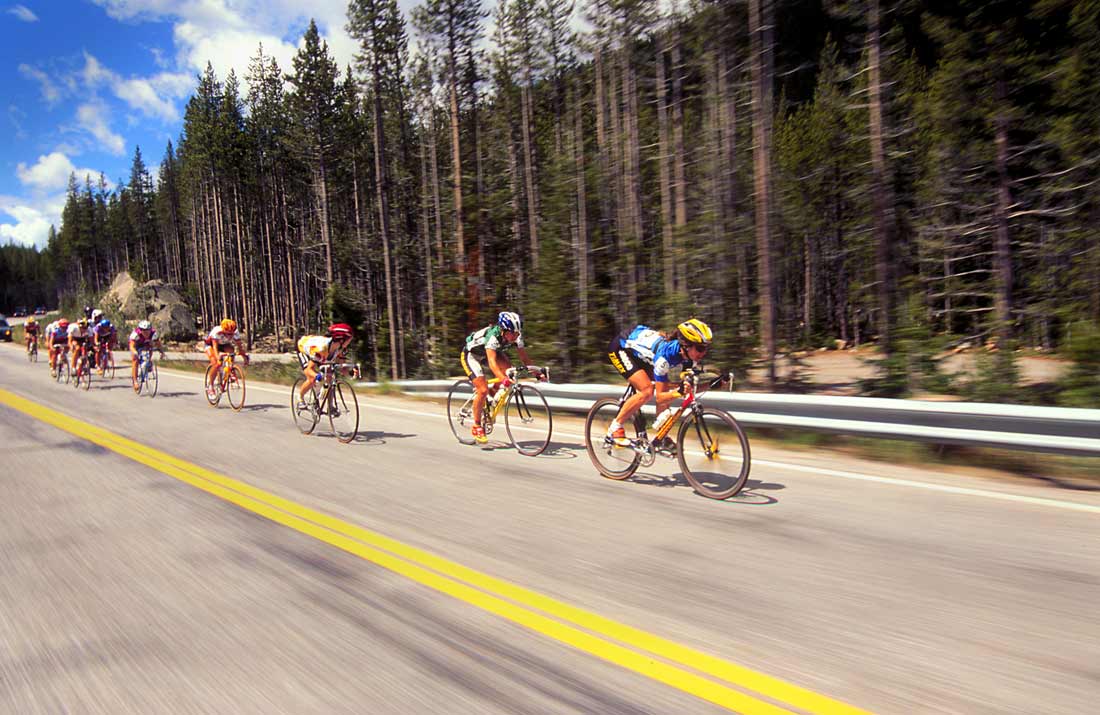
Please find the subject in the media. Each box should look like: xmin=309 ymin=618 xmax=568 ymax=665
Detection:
xmin=0 ymin=388 xmax=872 ymax=715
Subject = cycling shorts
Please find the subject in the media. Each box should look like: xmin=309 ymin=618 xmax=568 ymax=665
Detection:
xmin=607 ymin=334 xmax=652 ymax=380
xmin=459 ymin=349 xmax=485 ymax=379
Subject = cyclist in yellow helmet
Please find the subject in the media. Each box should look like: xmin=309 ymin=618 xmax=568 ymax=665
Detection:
xmin=604 ymin=318 xmax=713 ymax=447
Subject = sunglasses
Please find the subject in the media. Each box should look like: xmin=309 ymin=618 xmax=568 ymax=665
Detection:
xmin=686 ymin=343 xmax=709 ymax=355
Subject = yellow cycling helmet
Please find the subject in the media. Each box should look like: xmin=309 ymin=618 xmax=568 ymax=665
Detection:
xmin=26 ymin=317 xmax=36 ymax=325
xmin=677 ymin=318 xmax=713 ymax=346
xmin=220 ymin=318 xmax=237 ymax=333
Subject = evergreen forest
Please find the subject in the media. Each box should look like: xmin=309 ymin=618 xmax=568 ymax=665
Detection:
xmin=9 ymin=0 xmax=1100 ymax=393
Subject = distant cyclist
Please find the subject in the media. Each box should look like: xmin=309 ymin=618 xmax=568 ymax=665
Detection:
xmin=129 ymin=320 xmax=165 ymax=383
xmin=46 ymin=318 xmax=67 ymax=371
xmin=461 ymin=311 xmax=539 ymax=444
xmin=23 ymin=316 xmax=39 ymax=353
xmin=67 ymin=317 xmax=92 ymax=373
xmin=295 ymin=323 xmax=354 ymax=410
xmin=204 ymin=319 xmax=249 ymax=370
xmin=92 ymin=319 xmax=117 ymax=373
xmin=604 ymin=319 xmax=713 ymax=447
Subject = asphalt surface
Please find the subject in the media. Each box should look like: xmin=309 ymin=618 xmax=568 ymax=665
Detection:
xmin=1 ymin=344 xmax=1098 ymax=714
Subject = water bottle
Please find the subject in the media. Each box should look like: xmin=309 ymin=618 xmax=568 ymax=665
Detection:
xmin=653 ymin=408 xmax=674 ymax=433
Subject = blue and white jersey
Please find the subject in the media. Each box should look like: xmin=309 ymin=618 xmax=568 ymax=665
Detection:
xmin=621 ymin=325 xmax=684 ymax=383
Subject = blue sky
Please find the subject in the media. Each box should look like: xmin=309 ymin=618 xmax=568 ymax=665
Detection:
xmin=1 ymin=0 xmax=420 ymax=250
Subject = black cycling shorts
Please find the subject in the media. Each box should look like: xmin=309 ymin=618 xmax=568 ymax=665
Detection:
xmin=607 ymin=335 xmax=651 ymax=380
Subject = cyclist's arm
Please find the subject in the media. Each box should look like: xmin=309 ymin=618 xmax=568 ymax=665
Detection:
xmin=484 ymin=347 xmax=510 ymax=384
xmin=516 ymin=346 xmax=534 ymax=368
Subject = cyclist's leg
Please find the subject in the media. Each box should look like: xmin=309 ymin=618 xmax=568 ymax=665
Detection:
xmin=131 ymin=350 xmax=139 ymax=382
xmin=299 ymin=359 xmax=319 ymax=403
xmin=205 ymin=344 xmax=219 ymax=369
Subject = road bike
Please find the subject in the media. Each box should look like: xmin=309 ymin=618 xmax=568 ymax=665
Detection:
xmin=95 ymin=342 xmax=116 ymax=379
xmin=291 ymin=362 xmax=361 ymax=443
xmin=447 ymin=365 xmax=552 ymax=456
xmin=133 ymin=348 xmax=160 ymax=397
xmin=204 ymin=352 xmax=246 ymax=410
xmin=51 ymin=347 xmax=69 ymax=383
xmin=26 ymin=339 xmax=37 ymax=363
xmin=584 ymin=367 xmax=751 ymax=500
xmin=71 ymin=346 xmax=92 ymax=392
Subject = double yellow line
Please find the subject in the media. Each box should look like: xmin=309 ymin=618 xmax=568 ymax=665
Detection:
xmin=0 ymin=388 xmax=871 ymax=715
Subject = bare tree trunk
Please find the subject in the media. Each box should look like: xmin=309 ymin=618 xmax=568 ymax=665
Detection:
xmin=447 ymin=64 xmax=468 ymax=328
xmin=573 ymin=77 xmax=590 ymax=335
xmin=655 ymin=37 xmax=675 ymax=300
xmin=993 ymin=79 xmax=1014 ymax=344
xmin=670 ymin=32 xmax=688 ymax=294
xmin=508 ymin=125 xmax=525 ymax=288
xmin=418 ymin=130 xmax=436 ymax=330
xmin=868 ymin=0 xmax=896 ymax=353
xmin=750 ymin=0 xmax=777 ymax=386
xmin=372 ymin=81 xmax=400 ymax=380
xmin=521 ymin=81 xmax=540 ymax=268
xmin=316 ymin=155 xmax=333 ymax=284
xmin=232 ymin=185 xmax=250 ymax=347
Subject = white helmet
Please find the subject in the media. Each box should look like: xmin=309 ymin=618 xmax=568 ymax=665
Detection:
xmin=498 ymin=311 xmax=522 ymax=333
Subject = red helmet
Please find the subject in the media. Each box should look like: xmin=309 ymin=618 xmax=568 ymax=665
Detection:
xmin=59 ymin=319 xmax=70 ymax=328
xmin=328 ymin=323 xmax=353 ymax=339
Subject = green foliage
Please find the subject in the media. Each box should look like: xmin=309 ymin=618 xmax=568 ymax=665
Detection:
xmin=1057 ymin=322 xmax=1100 ymax=408
xmin=964 ymin=343 xmax=1023 ymax=404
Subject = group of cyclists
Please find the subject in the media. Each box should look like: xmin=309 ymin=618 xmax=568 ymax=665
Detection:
xmin=25 ymin=305 xmax=166 ymax=388
xmin=22 ymin=302 xmax=716 ymax=449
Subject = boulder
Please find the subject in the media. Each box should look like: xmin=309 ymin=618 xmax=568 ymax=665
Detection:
xmin=104 ymin=272 xmax=144 ymax=318
xmin=102 ymin=272 xmax=195 ymax=339
xmin=150 ymin=303 xmax=196 ymax=341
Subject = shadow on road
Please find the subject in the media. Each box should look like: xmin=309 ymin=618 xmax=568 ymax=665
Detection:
xmin=624 ymin=470 xmax=785 ymax=505
xmin=237 ymin=403 xmax=284 ymax=413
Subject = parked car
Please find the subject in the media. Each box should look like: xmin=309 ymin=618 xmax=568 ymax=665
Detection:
xmin=13 ymin=306 xmax=27 ymax=317
xmin=34 ymin=306 xmax=47 ymax=316
xmin=0 ymin=318 xmax=12 ymax=342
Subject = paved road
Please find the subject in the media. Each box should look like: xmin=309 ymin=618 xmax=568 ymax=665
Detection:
xmin=1 ymin=344 xmax=1098 ymax=714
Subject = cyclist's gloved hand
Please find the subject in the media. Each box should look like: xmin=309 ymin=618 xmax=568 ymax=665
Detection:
xmin=243 ymin=354 xmax=251 ymax=365
xmin=501 ymin=378 xmax=513 ymax=389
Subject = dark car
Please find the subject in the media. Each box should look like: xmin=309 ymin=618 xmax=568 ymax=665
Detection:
xmin=34 ymin=306 xmax=47 ymax=316
xmin=13 ymin=306 xmax=27 ymax=317
xmin=0 ymin=319 xmax=12 ymax=342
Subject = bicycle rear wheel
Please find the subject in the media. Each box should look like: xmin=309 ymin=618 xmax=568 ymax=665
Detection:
xmin=584 ymin=398 xmax=642 ymax=480
xmin=505 ymin=384 xmax=552 ymax=456
xmin=446 ymin=379 xmax=478 ymax=445
xmin=291 ymin=377 xmax=320 ymax=434
xmin=204 ymin=365 xmax=222 ymax=405
xmin=676 ymin=407 xmax=751 ymax=499
xmin=328 ymin=379 xmax=360 ymax=443
xmin=146 ymin=362 xmax=158 ymax=398
xmin=227 ymin=366 xmax=246 ymax=411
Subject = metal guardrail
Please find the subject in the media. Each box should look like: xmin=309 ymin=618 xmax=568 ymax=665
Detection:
xmin=358 ymin=379 xmax=1100 ymax=457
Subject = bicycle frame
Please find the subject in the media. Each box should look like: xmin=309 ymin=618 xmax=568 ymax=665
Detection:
xmin=615 ymin=369 xmax=722 ymax=455
xmin=313 ymin=362 xmax=361 ymax=410
xmin=483 ymin=365 xmax=546 ymax=427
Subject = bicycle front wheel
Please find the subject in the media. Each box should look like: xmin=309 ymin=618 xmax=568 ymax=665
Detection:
xmin=291 ymin=377 xmax=320 ymax=435
xmin=28 ymin=345 xmax=37 ymax=363
xmin=505 ymin=384 xmax=552 ymax=456
xmin=105 ymin=352 xmax=116 ymax=380
xmin=204 ymin=365 xmax=221 ymax=405
xmin=584 ymin=398 xmax=641 ymax=480
xmin=446 ymin=380 xmax=477 ymax=445
xmin=81 ymin=362 xmax=91 ymax=391
xmin=227 ymin=366 xmax=246 ymax=411
xmin=59 ymin=361 xmax=70 ymax=384
xmin=328 ymin=379 xmax=360 ymax=444
xmin=146 ymin=362 xmax=158 ymax=398
xmin=676 ymin=407 xmax=751 ymax=499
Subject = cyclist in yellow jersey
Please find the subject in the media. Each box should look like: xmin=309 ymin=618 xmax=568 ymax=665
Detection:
xmin=296 ymin=323 xmax=354 ymax=410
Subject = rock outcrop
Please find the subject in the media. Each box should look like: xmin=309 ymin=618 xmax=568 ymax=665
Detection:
xmin=102 ymin=272 xmax=196 ymax=340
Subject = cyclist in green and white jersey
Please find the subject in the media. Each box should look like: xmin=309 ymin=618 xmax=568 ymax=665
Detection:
xmin=460 ymin=311 xmax=535 ymax=444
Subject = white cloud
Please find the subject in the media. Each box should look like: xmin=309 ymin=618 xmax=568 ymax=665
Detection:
xmin=0 ymin=195 xmax=63 ymax=249
xmin=8 ymin=4 xmax=38 ymax=22
xmin=81 ymin=53 xmax=190 ymax=123
xmin=16 ymin=152 xmax=105 ymax=192
xmin=76 ymin=102 xmax=126 ymax=155
xmin=19 ymin=64 xmax=62 ymax=105
xmin=92 ymin=0 xmax=359 ymax=90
